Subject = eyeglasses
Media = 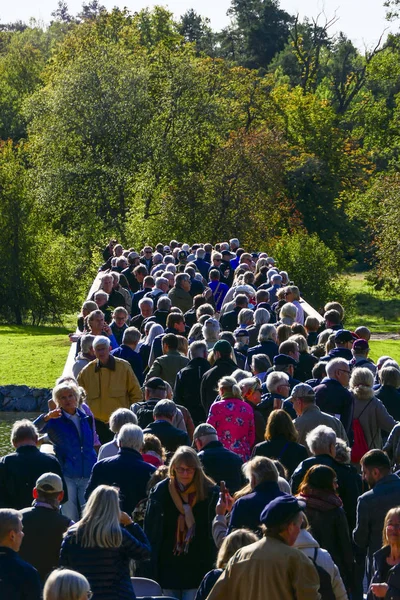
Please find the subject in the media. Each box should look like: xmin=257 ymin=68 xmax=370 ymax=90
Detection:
xmin=175 ymin=467 xmax=196 ymax=475
xmin=87 ymin=592 xmax=94 ymax=600
xmin=338 ymin=369 xmax=350 ymax=375
xmin=214 ymin=259 xmax=222 ymax=262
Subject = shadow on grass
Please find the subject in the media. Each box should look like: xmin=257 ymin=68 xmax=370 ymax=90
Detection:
xmin=0 ymin=325 xmax=70 ymax=336
xmin=354 ymin=293 xmax=400 ymax=323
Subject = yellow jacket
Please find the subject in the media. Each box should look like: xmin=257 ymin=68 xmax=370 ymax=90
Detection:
xmin=78 ymin=356 xmax=142 ymax=422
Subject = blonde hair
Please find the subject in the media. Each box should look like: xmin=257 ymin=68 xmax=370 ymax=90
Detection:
xmin=289 ymin=334 xmax=308 ymax=354
xmin=216 ymin=529 xmax=258 ymax=568
xmin=177 ymin=335 xmax=189 ymax=356
xmin=276 ymin=324 xmax=291 ymax=345
xmin=218 ymin=376 xmax=242 ymax=400
xmin=68 ymin=485 xmax=122 ymax=548
xmin=383 ymin=507 xmax=400 ymax=546
xmin=168 ymin=446 xmax=215 ymax=502
xmin=44 ymin=569 xmax=90 ymax=600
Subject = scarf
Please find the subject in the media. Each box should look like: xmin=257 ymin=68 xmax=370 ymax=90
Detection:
xmin=169 ymin=477 xmax=197 ymax=555
xmin=298 ymin=488 xmax=343 ymax=512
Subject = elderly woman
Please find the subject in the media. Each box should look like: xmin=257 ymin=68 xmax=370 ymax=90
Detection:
xmin=238 ymin=376 xmax=266 ymax=443
xmin=246 ymin=308 xmax=270 ymax=348
xmin=245 ymin=323 xmax=278 ymax=368
xmin=289 ymin=334 xmax=318 ymax=382
xmin=283 ymin=286 xmax=304 ymax=324
xmin=207 ymin=376 xmax=255 ymax=462
xmin=85 ymin=309 xmax=118 ymax=349
xmin=202 ymin=318 xmax=220 ymax=350
xmin=277 ymin=302 xmax=298 ymax=326
xmin=350 ymin=367 xmax=396 ymax=461
xmin=97 ymin=408 xmax=138 ymax=460
xmin=368 ymin=507 xmax=400 ymax=599
xmin=44 ymin=569 xmax=91 ymax=600
xmin=377 ymin=366 xmax=400 ymax=422
xmin=34 ymin=382 xmax=97 ymax=521
xmin=143 ymin=446 xmax=219 ymax=600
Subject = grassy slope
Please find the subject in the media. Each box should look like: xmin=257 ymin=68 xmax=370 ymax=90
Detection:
xmin=345 ymin=274 xmax=400 ymax=333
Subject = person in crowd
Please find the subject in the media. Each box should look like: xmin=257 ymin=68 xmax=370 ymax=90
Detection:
xmin=110 ymin=272 xmax=132 ymax=314
xmin=265 ymin=274 xmax=282 ymax=305
xmin=43 ymin=568 xmax=91 ymax=600
xmin=290 ymin=333 xmax=319 ymax=382
xmin=208 ymin=269 xmax=229 ymax=312
xmin=83 ymin=309 xmax=118 ymax=349
xmin=352 ymin=339 xmax=376 ymax=375
xmin=131 ymin=275 xmax=154 ymax=316
xmin=220 ymin=294 xmax=249 ymax=332
xmin=140 ymin=322 xmax=164 ymax=369
xmin=121 ymin=253 xmax=142 ymax=293
xmin=72 ymin=334 xmax=96 ymax=379
xmin=141 ymin=245 xmax=154 ymax=270
xmin=297 ymin=465 xmax=354 ymax=589
xmin=283 ymin=286 xmax=304 ymax=324
xmin=207 ymin=495 xmax=320 ymax=600
xmin=238 ymin=376 xmax=266 ymax=444
xmin=276 ymin=302 xmax=297 ymax=327
xmin=207 ymin=376 xmax=255 ymax=462
xmin=97 ymin=408 xmax=138 ymax=460
xmin=34 ymin=381 xmax=97 ymax=522
xmin=314 ymin=358 xmax=354 ymax=441
xmin=141 ymin=433 xmax=166 ymax=468
xmin=77 ymin=335 xmax=142 ymax=443
xmin=195 ymin=528 xmax=258 ymax=600
xmin=168 ymin=273 xmax=193 ymax=313
xmin=109 ymin=307 xmax=129 ymax=346
xmin=376 ymin=365 xmax=400 ymax=422
xmin=77 ymin=300 xmax=98 ymax=332
xmin=0 ymin=508 xmax=42 ymax=600
xmin=249 ymin=353 xmax=271 ymax=384
xmin=276 ymin=323 xmax=292 ymax=345
xmin=149 ymin=312 xmax=187 ymax=364
xmin=143 ymin=446 xmax=219 ymax=600
xmin=19 ymin=473 xmax=71 ymax=582
xmin=60 ymin=485 xmax=151 ymax=600
xmin=0 ymin=419 xmax=65 ymax=510
xmin=227 ymin=457 xmax=286 ymax=534
xmin=146 ymin=332 xmax=189 ymax=389
xmin=143 ymin=400 xmax=190 ymax=457
xmin=368 ymin=507 xmax=400 ymax=600
xmin=85 ymin=424 xmax=155 ymax=515
xmin=111 ymin=326 xmax=144 ymax=385
xmin=270 ymin=353 xmax=300 ymax=396
xmin=131 ymin=297 xmax=154 ymax=331
xmin=321 ymin=330 xmax=354 ymax=362
xmin=174 ymin=340 xmax=210 ymax=425
xmin=257 ymin=371 xmax=294 ymax=422
xmin=353 ymin=450 xmax=400 ymax=581
xmin=293 ymin=516 xmax=349 ymax=600
xmin=252 ymin=409 xmax=308 ymax=477
xmin=184 ymin=295 xmax=207 ymax=329
xmin=94 ymin=273 xmax=126 ymax=310
xmin=245 ymin=308 xmax=270 ymax=349
xmin=193 ymin=424 xmax=244 ymax=494
xmin=290 ymin=383 xmax=349 ymax=448
xmin=145 ymin=276 xmax=169 ymax=309
xmin=200 ymin=339 xmax=237 ymax=414
xmin=306 ymin=361 xmax=327 ymax=388
xmin=291 ymin=426 xmax=361 ymax=531
xmin=202 ymin=318 xmax=220 ymax=350
xmin=305 ymin=316 xmax=320 ymax=347
xmin=350 ymin=367 xmax=395 ymax=459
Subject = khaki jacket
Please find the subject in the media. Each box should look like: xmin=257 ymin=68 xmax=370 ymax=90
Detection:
xmin=294 ymin=404 xmax=349 ymax=450
xmin=168 ymin=286 xmax=193 ymax=313
xmin=145 ymin=351 xmax=189 ymax=389
xmin=206 ymin=536 xmax=320 ymax=600
xmin=78 ymin=356 xmax=142 ymax=422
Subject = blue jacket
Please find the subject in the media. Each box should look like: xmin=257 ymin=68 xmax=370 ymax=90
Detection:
xmin=111 ymin=344 xmax=144 ymax=385
xmin=228 ymin=480 xmax=286 ymax=534
xmin=314 ymin=377 xmax=354 ymax=441
xmin=0 ymin=546 xmax=42 ymax=600
xmin=85 ymin=448 xmax=155 ymax=514
xmin=35 ymin=409 xmax=97 ymax=479
xmin=369 ymin=545 xmax=400 ymax=600
xmin=197 ymin=440 xmax=244 ymax=494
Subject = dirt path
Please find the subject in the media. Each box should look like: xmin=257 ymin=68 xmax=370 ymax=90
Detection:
xmin=371 ymin=332 xmax=400 ymax=341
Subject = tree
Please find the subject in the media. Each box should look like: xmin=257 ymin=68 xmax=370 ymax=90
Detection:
xmin=77 ymin=0 xmax=106 ymax=22
xmin=178 ymin=9 xmax=215 ymax=55
xmin=51 ymin=1 xmax=74 ymax=23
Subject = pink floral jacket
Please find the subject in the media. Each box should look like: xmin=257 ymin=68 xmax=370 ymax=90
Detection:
xmin=207 ymin=397 xmax=255 ymax=461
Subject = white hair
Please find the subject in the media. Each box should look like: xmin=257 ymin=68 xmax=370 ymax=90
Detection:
xmin=254 ymin=308 xmax=270 ymax=326
xmin=266 ymin=371 xmax=289 ymax=393
xmin=326 ymin=358 xmax=349 ymax=379
xmin=117 ymin=424 xmax=143 ymax=451
xmin=258 ymin=324 xmax=277 ymax=343
xmin=93 ymin=335 xmax=111 ymax=349
xmin=306 ymin=425 xmax=336 ymax=456
xmin=139 ymin=297 xmax=154 ymax=309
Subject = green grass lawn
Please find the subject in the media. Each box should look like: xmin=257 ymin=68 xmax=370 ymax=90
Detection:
xmin=0 ymin=324 xmax=72 ymax=388
xmin=345 ymin=274 xmax=400 ymax=333
xmin=369 ymin=340 xmax=400 ymax=364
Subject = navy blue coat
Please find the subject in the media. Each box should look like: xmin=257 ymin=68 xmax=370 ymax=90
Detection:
xmin=245 ymin=340 xmax=279 ymax=369
xmin=314 ymin=377 xmax=354 ymax=441
xmin=368 ymin=545 xmax=400 ymax=600
xmin=143 ymin=421 xmax=190 ymax=456
xmin=197 ymin=440 xmax=244 ymax=494
xmin=34 ymin=410 xmax=97 ymax=479
xmin=228 ymin=480 xmax=286 ymax=534
xmin=60 ymin=522 xmax=150 ymax=600
xmin=111 ymin=344 xmax=144 ymax=385
xmin=251 ymin=438 xmax=308 ymax=477
xmin=0 ymin=547 xmax=41 ymax=600
xmin=85 ymin=448 xmax=155 ymax=514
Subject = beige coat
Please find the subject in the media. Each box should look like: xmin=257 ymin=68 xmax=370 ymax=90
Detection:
xmin=206 ymin=535 xmax=320 ymax=600
xmin=78 ymin=356 xmax=142 ymax=422
xmin=294 ymin=403 xmax=349 ymax=450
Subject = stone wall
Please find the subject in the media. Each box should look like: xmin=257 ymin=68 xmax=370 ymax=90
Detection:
xmin=0 ymin=386 xmax=51 ymax=412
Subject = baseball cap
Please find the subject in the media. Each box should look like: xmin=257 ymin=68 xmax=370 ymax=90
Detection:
xmin=260 ymin=495 xmax=305 ymax=527
xmin=145 ymin=377 xmax=167 ymax=391
xmin=353 ymin=339 xmax=369 ymax=351
xmin=213 ymin=340 xmax=232 ymax=355
xmin=221 ymin=250 xmax=235 ymax=258
xmin=289 ymin=383 xmax=315 ymax=402
xmin=335 ymin=329 xmax=355 ymax=343
xmin=193 ymin=423 xmax=217 ymax=440
xmin=35 ymin=472 xmax=63 ymax=494
xmin=178 ymin=250 xmax=187 ymax=261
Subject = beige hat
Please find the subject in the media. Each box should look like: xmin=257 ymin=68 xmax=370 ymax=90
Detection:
xmin=35 ymin=472 xmax=63 ymax=493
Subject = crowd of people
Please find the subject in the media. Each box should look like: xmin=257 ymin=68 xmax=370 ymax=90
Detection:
xmin=1 ymin=237 xmax=400 ymax=600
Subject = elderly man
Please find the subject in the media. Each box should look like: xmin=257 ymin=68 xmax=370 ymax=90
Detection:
xmin=131 ymin=297 xmax=154 ymax=331
xmin=140 ymin=245 xmax=154 ymax=270
xmin=0 ymin=509 xmax=42 ymax=600
xmin=207 ymin=495 xmax=320 ymax=600
xmin=85 ymin=424 xmax=155 ymax=514
xmin=168 ymin=273 xmax=193 ymax=313
xmin=314 ymin=357 xmax=354 ymax=441
xmin=72 ymin=333 xmax=95 ymax=378
xmin=77 ymin=335 xmax=142 ymax=443
xmin=208 ymin=269 xmax=229 ymax=312
xmin=290 ymin=425 xmax=361 ymax=530
xmin=174 ymin=341 xmax=210 ymax=425
xmin=110 ymin=271 xmax=132 ymax=314
xmin=220 ymin=294 xmax=249 ymax=332
xmin=0 ymin=420 xmax=66 ymax=510
xmin=121 ymin=252 xmax=142 ymax=292
xmin=94 ymin=272 xmax=126 ymax=310
xmin=145 ymin=276 xmax=169 ymax=309
xmin=143 ymin=400 xmax=190 ymax=456
xmin=245 ymin=324 xmax=279 ymax=367
xmin=258 ymin=370 xmax=295 ymax=422
xmin=290 ymin=383 xmax=349 ymax=448
xmin=200 ymin=339 xmax=237 ymax=414
xmin=131 ymin=275 xmax=154 ymax=316
xmin=352 ymin=338 xmax=377 ymax=375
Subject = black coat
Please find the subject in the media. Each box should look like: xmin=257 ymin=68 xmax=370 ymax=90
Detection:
xmin=220 ymin=307 xmax=241 ymax=332
xmin=294 ymin=352 xmax=319 ymax=382
xmin=174 ymin=357 xmax=211 ymax=425
xmin=376 ymin=385 xmax=400 ymax=421
xmin=251 ymin=438 xmax=308 ymax=477
xmin=143 ymin=421 xmax=190 ymax=456
xmin=85 ymin=448 xmax=156 ymax=514
xmin=197 ymin=440 xmax=244 ymax=494
xmin=245 ymin=341 xmax=279 ymax=368
xmin=60 ymin=523 xmax=151 ymax=600
xmin=314 ymin=377 xmax=354 ymax=442
xmin=200 ymin=357 xmax=237 ymax=414
xmin=0 ymin=547 xmax=41 ymax=600
xmin=228 ymin=480 xmax=285 ymax=535
xmin=368 ymin=545 xmax=400 ymax=600
xmin=143 ymin=478 xmax=219 ymax=589
xmin=0 ymin=445 xmax=66 ymax=509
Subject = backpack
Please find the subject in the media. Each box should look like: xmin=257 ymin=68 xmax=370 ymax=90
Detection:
xmin=350 ymin=398 xmax=374 ymax=464
xmin=134 ymin=400 xmax=158 ymax=429
xmin=310 ymin=548 xmax=336 ymax=600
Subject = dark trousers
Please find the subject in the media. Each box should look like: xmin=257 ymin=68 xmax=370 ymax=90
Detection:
xmin=94 ymin=419 xmax=113 ymax=444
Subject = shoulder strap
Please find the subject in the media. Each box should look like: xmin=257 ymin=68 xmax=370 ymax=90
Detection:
xmin=356 ymin=398 xmax=374 ymax=420
xmin=313 ymin=547 xmax=318 ymax=562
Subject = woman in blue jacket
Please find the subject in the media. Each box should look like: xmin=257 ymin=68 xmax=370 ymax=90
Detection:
xmin=34 ymin=382 xmax=97 ymax=521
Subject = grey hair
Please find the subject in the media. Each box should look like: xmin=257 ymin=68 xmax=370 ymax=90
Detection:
xmin=349 ymin=367 xmax=374 ymax=391
xmin=117 ymin=423 xmax=143 ymax=451
xmin=165 ymin=264 xmax=176 ymax=274
xmin=232 ymin=369 xmax=252 ymax=383
xmin=110 ymin=271 xmax=120 ymax=282
xmin=196 ymin=248 xmax=206 ymax=259
xmin=380 ymin=366 xmax=400 ymax=388
xmin=218 ymin=375 xmax=242 ymax=399
xmin=266 ymin=371 xmax=289 ymax=393
xmin=238 ymin=309 xmax=254 ymax=326
xmin=254 ymin=308 xmax=270 ymax=326
xmin=139 ymin=297 xmax=154 ymax=309
xmin=100 ymin=273 xmax=113 ymax=283
xmin=44 ymin=568 xmax=90 ymax=600
xmin=243 ymin=456 xmax=278 ymax=486
xmin=202 ymin=318 xmax=220 ymax=341
xmin=109 ymin=408 xmax=137 ymax=433
xmin=306 ymin=425 xmax=336 ymax=456
xmin=176 ymin=273 xmax=190 ymax=287
xmin=158 ymin=296 xmax=172 ymax=311
xmin=93 ymin=335 xmax=111 ymax=349
xmin=81 ymin=334 xmax=96 ymax=354
xmin=258 ymin=324 xmax=277 ymax=343
xmin=122 ymin=327 xmax=141 ymax=345
xmin=154 ymin=399 xmax=177 ymax=419
xmin=94 ymin=290 xmax=109 ymax=301
xmin=155 ymin=277 xmax=169 ymax=290
xmin=280 ymin=303 xmax=297 ymax=320
xmin=11 ymin=420 xmax=38 ymax=445
xmin=318 ymin=329 xmax=333 ymax=346
xmin=326 ymin=358 xmax=350 ymax=379
xmin=0 ymin=509 xmax=22 ymax=543
xmin=189 ymin=340 xmax=207 ymax=359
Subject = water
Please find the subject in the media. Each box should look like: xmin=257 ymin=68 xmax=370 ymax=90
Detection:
xmin=0 ymin=413 xmax=40 ymax=456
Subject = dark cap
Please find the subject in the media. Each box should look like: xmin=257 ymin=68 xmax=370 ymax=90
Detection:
xmin=260 ymin=495 xmax=305 ymax=527
xmin=145 ymin=377 xmax=167 ymax=391
xmin=213 ymin=339 xmax=232 ymax=355
xmin=353 ymin=338 xmax=369 ymax=351
xmin=234 ymin=329 xmax=249 ymax=339
xmin=289 ymin=383 xmax=315 ymax=402
xmin=221 ymin=250 xmax=234 ymax=258
xmin=334 ymin=329 xmax=355 ymax=343
xmin=178 ymin=250 xmax=187 ymax=261
xmin=273 ymin=354 xmax=297 ymax=367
